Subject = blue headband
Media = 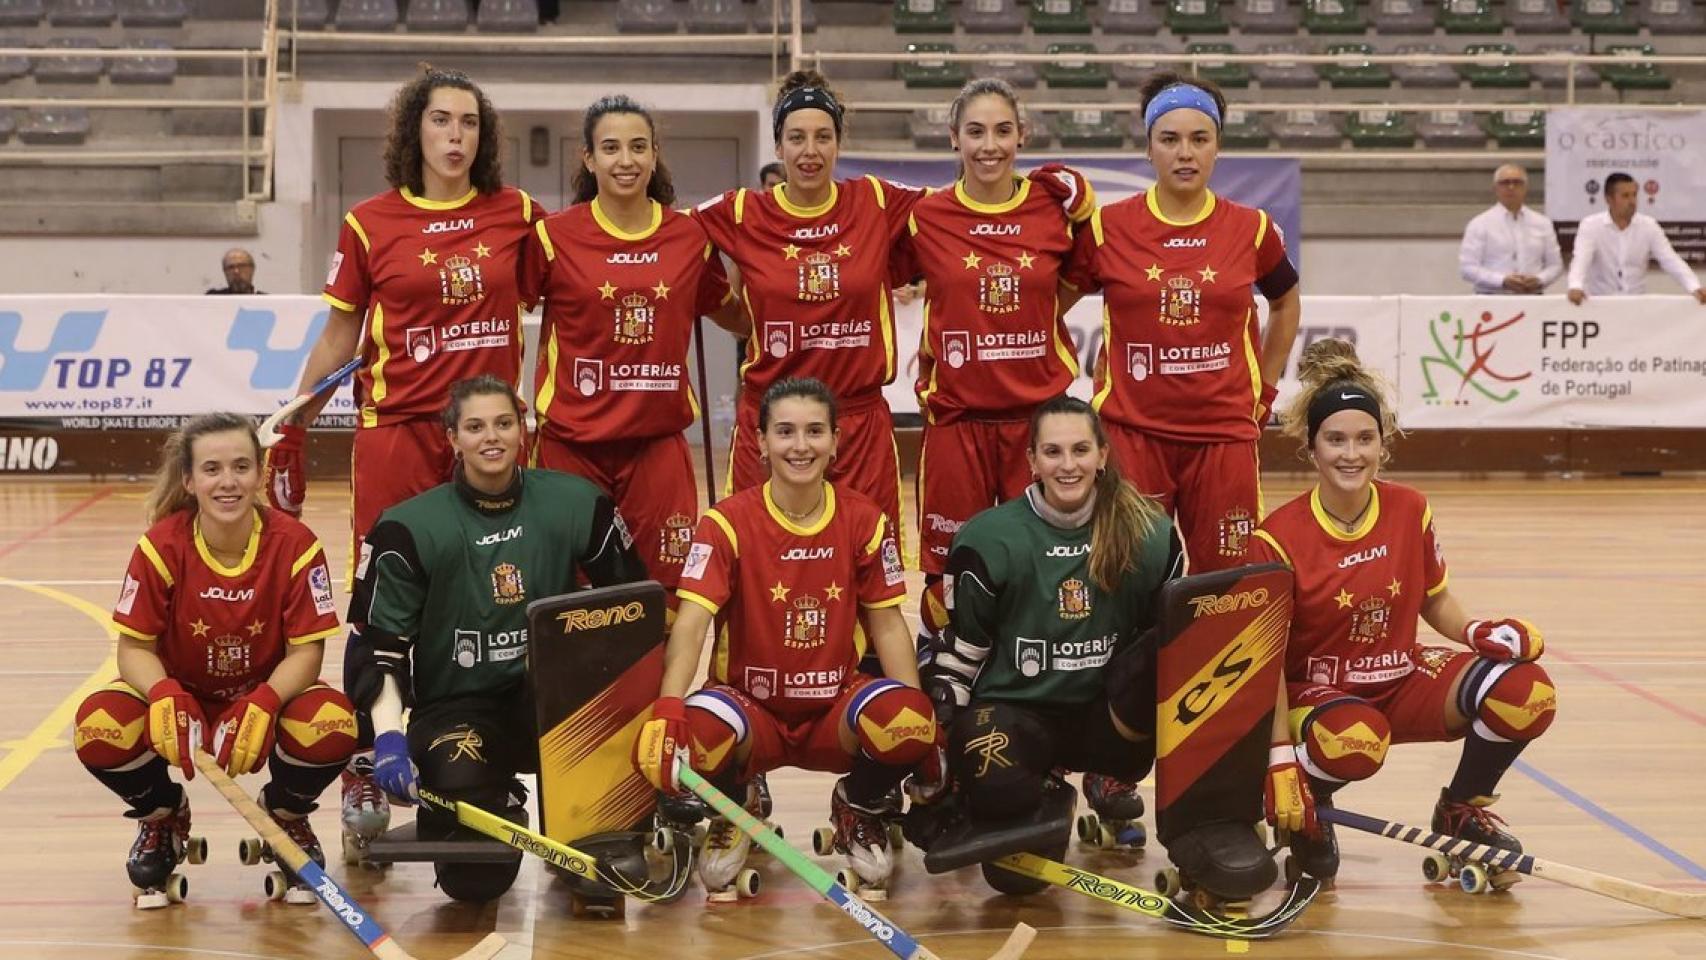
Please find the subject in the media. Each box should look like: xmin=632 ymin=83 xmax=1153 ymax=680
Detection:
xmin=1143 ymin=84 xmax=1222 ymax=132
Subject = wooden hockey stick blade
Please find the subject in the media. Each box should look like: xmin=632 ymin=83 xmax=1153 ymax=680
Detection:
xmin=257 ymin=355 xmax=362 ymax=447
xmin=191 ymin=752 xmax=509 ymax=959
xmin=1324 ymin=806 xmax=1706 ymax=919
xmin=679 ymin=766 xmax=1036 ymax=960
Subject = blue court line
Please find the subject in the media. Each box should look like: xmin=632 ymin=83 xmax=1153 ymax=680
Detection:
xmin=1515 ymin=759 xmax=1706 ymax=882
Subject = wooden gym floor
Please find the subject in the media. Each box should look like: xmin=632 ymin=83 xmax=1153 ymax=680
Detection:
xmin=0 ymin=472 xmax=1703 ymax=960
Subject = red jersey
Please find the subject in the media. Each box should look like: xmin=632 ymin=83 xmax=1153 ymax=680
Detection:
xmin=901 ymin=179 xmax=1081 ymax=424
xmin=521 ymin=199 xmax=732 ymax=443
xmin=323 ymin=186 xmax=541 ymax=427
xmin=693 ymin=177 xmax=924 ymax=404
xmin=1247 ymin=481 xmax=1449 ymax=695
xmin=677 ymin=481 xmax=907 ymax=717
xmin=1063 ymin=190 xmax=1291 ymax=443
xmin=112 ymin=508 xmax=340 ymax=703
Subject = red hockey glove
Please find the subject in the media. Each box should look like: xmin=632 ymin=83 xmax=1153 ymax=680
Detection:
xmin=263 ymin=424 xmax=307 ymax=517
xmin=213 ymin=682 xmax=282 ymax=776
xmin=1264 ymin=741 xmax=1317 ymax=837
xmin=146 ymin=678 xmax=206 ymax=780
xmin=1464 ymin=618 xmax=1544 ymax=662
xmin=1028 ymin=163 xmax=1097 ymax=224
xmin=634 ymin=696 xmax=689 ymax=794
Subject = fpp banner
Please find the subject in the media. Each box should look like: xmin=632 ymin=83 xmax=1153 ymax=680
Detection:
xmin=1544 ymin=109 xmax=1706 ymax=263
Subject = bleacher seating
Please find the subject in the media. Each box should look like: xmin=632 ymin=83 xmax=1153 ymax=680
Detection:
xmin=1253 ymin=42 xmax=1320 ymax=88
xmin=687 ymin=0 xmax=745 ymax=32
xmin=1371 ymin=0 xmax=1434 ymax=33
xmin=1166 ymin=0 xmax=1229 ymax=34
xmin=1485 ymin=109 xmax=1544 ymax=147
xmin=1642 ymin=0 xmax=1706 ymax=31
xmin=1221 ymin=108 xmax=1271 ymax=147
xmin=899 ymin=42 xmax=970 ymax=87
xmin=0 ymin=0 xmax=41 ymax=27
xmin=1508 ymin=0 xmax=1573 ymax=31
xmin=1030 ymin=0 xmax=1092 ymax=33
xmin=109 ymin=38 xmax=176 ymax=83
xmin=1394 ymin=42 xmax=1460 ymax=85
xmin=1417 ymin=109 xmax=1486 ymax=147
xmin=893 ymin=0 xmax=953 ymax=33
xmin=908 ymin=106 xmax=951 ymax=148
xmin=1534 ymin=43 xmax=1601 ymax=87
xmin=1233 ymin=0 xmax=1300 ymax=33
xmin=1321 ymin=41 xmax=1392 ymax=87
xmin=1055 ymin=108 xmax=1125 ymax=146
xmin=18 ymin=106 xmax=90 ymax=144
xmin=1040 ymin=41 xmax=1110 ymax=87
xmin=1346 ymin=108 xmax=1415 ymax=147
xmin=1459 ymin=42 xmax=1531 ymax=87
xmin=1100 ymin=0 xmax=1163 ymax=33
xmin=335 ymin=0 xmax=398 ymax=30
xmin=1111 ymin=41 xmax=1167 ymax=85
xmin=1188 ymin=41 xmax=1251 ymax=87
xmin=1026 ymin=111 xmax=1054 ymax=147
xmin=47 ymin=0 xmax=113 ymax=27
xmin=1273 ymin=109 xmax=1340 ymax=148
xmin=0 ymin=107 xmax=14 ymax=143
xmin=118 ymin=0 xmax=185 ymax=27
xmin=1439 ymin=0 xmax=1501 ymax=32
xmin=754 ymin=0 xmax=818 ymax=33
xmin=282 ymin=0 xmax=329 ymax=29
xmin=35 ymin=36 xmax=103 ymax=83
xmin=406 ymin=0 xmax=470 ymax=32
xmin=972 ymin=43 xmax=1040 ymax=87
xmin=0 ymin=36 xmax=27 ymax=80
xmin=961 ymin=0 xmax=1027 ymax=33
xmin=476 ymin=0 xmax=537 ymax=31
xmin=1572 ymin=0 xmax=1639 ymax=32
xmin=617 ymin=0 xmax=681 ymax=33
xmin=1598 ymin=42 xmax=1673 ymax=87
xmin=1305 ymin=0 xmax=1367 ymax=33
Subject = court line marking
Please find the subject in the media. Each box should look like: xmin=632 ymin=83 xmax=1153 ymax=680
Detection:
xmin=0 ymin=579 xmax=117 ymax=793
xmin=1516 ymin=759 xmax=1706 ymax=883
xmin=1547 ymin=649 xmax=1706 ymax=727
xmin=0 ymin=941 xmax=290 ymax=959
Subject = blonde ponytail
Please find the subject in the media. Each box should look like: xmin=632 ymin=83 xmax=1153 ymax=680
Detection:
xmin=1279 ymin=338 xmax=1399 ymax=451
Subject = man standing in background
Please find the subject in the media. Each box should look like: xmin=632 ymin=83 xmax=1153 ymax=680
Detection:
xmin=1568 ymin=172 xmax=1705 ymax=304
xmin=1459 ymin=165 xmax=1563 ymax=295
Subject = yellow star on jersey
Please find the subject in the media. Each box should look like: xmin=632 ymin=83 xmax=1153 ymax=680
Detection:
xmin=247 ymin=619 xmax=265 ymax=637
xmin=1016 ymin=251 xmax=1037 ymax=270
xmin=1144 ymin=263 xmax=1164 ymax=282
xmin=1335 ymin=588 xmax=1355 ymax=610
xmin=962 ymin=251 xmax=983 ymax=270
xmin=597 ymin=280 xmax=618 ymax=300
xmin=190 ymin=618 xmax=210 ymax=638
xmin=833 ymin=243 xmax=853 ymax=259
xmin=651 ymin=280 xmax=671 ymax=300
xmin=1387 ymin=578 xmax=1403 ymax=598
xmin=474 ymin=241 xmax=492 ymax=259
xmin=782 ymin=243 xmax=802 ymax=260
xmin=418 ymin=248 xmax=439 ymax=267
xmin=769 ymin=581 xmax=791 ymax=603
xmin=1198 ymin=265 xmax=1219 ymax=283
xmin=824 ymin=582 xmax=844 ymax=601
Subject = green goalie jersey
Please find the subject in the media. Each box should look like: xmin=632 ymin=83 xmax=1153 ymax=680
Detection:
xmin=944 ymin=488 xmax=1181 ymax=705
xmin=356 ymin=468 xmax=646 ymax=707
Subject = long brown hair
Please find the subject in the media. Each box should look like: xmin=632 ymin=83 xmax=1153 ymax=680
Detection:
xmin=947 ymin=77 xmax=1025 ymax=181
xmin=1028 ymin=396 xmax=1164 ymax=592
xmin=570 ymin=94 xmax=677 ymax=206
xmin=144 ymin=413 xmax=261 ymax=524
xmin=382 ymin=65 xmax=504 ymax=196
xmin=1280 ymin=338 xmax=1401 ymax=454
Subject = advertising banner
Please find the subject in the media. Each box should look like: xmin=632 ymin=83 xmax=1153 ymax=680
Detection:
xmin=1544 ymin=109 xmax=1706 ymax=263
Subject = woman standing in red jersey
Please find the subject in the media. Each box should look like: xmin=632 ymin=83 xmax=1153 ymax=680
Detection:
xmin=633 ymin=378 xmax=938 ymax=903
xmin=521 ymin=95 xmax=741 ymax=603
xmin=72 ymin=414 xmax=357 ymax=909
xmin=1061 ymin=71 xmax=1302 ymax=573
xmin=1248 ymin=339 xmax=1558 ymax=888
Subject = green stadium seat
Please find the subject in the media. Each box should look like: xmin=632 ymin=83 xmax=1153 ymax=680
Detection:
xmin=1112 ymin=42 xmax=1168 ymax=86
xmin=1101 ymin=0 xmax=1164 ymax=33
xmin=1346 ymin=109 xmax=1416 ymax=147
xmin=1188 ymin=42 xmax=1252 ymax=87
xmin=1031 ymin=0 xmax=1093 ymax=32
xmin=1055 ymin=108 xmax=1128 ymax=147
xmin=1273 ymin=109 xmax=1342 ymax=149
xmin=1438 ymin=0 xmax=1501 ymax=32
xmin=909 ymin=107 xmax=953 ymax=149
xmin=1417 ymin=109 xmax=1486 ymax=147
xmin=1319 ymin=42 xmax=1393 ymax=87
xmin=1597 ymin=43 xmax=1673 ymax=88
xmin=1165 ymin=0 xmax=1230 ymax=34
xmin=1221 ymin=108 xmax=1271 ymax=148
xmin=893 ymin=0 xmax=954 ymax=33
xmin=898 ymin=42 xmax=971 ymax=88
xmin=962 ymin=0 xmax=1027 ymax=32
xmin=1484 ymin=109 xmax=1545 ymax=147
xmin=1041 ymin=42 xmax=1112 ymax=87
xmin=1457 ymin=42 xmax=1531 ymax=87
xmin=1571 ymin=0 xmax=1640 ymax=32
xmin=1303 ymin=0 xmax=1368 ymax=33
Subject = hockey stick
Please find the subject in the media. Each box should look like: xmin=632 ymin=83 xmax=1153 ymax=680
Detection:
xmin=257 ymin=355 xmax=362 ymax=448
xmin=692 ymin=315 xmax=718 ymax=507
xmin=1323 ymin=806 xmax=1706 ymax=919
xmin=415 ymin=787 xmax=690 ymax=903
xmin=191 ymin=752 xmax=506 ymax=960
xmin=679 ymin=766 xmax=1036 ymax=960
xmin=992 ymin=852 xmax=1319 ymax=940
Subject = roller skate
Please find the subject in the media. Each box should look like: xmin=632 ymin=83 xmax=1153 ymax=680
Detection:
xmin=339 ymin=757 xmax=391 ymax=867
xmin=1078 ymin=772 xmax=1147 ymax=850
xmin=816 ymin=777 xmax=894 ymax=901
xmin=1425 ymin=789 xmax=1523 ymax=895
xmin=697 ymin=781 xmax=762 ymax=902
xmin=238 ymin=791 xmax=327 ymax=905
xmin=127 ymin=790 xmax=206 ymax=910
xmin=1156 ymin=820 xmax=1279 ymax=913
xmin=1282 ymin=783 xmax=1339 ymax=889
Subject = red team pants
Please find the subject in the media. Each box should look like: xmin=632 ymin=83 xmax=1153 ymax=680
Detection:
xmin=729 ymin=391 xmax=903 ymax=557
xmin=534 ymin=430 xmax=698 ymax=590
xmin=350 ymin=417 xmax=456 ymax=559
xmin=687 ymin=677 xmax=881 ymax=782
xmin=1104 ymin=421 xmax=1262 ymax=572
xmin=1288 ymin=646 xmax=1477 ymax=744
xmin=917 ymin=417 xmax=1033 ymax=575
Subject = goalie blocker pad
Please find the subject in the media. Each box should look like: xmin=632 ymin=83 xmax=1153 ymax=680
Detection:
xmin=1154 ymin=563 xmax=1293 ymax=847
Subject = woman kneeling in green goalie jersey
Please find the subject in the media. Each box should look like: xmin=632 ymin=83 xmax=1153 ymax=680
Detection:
xmin=920 ymin=394 xmax=1183 ymax=894
xmin=348 ymin=374 xmax=647 ymax=902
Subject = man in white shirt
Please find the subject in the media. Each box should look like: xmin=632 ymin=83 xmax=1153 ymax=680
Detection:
xmin=1567 ymin=172 xmax=1706 ymax=305
xmin=1459 ymin=164 xmax=1563 ymax=295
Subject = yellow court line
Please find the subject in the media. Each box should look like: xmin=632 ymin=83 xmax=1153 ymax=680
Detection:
xmin=0 ymin=578 xmax=117 ymax=793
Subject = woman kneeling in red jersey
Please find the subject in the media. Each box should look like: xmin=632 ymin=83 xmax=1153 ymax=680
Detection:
xmin=1250 ymin=339 xmax=1558 ymax=886
xmin=634 ymin=378 xmax=937 ymax=902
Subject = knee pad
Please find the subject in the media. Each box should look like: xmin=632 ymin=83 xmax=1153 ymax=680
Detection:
xmin=1297 ymin=697 xmax=1390 ymax=785
xmin=417 ymin=722 xmax=511 ymax=804
xmin=1461 ymin=659 xmax=1556 ymax=742
xmin=684 ymin=688 xmax=748 ymax=777
xmin=847 ymin=679 xmax=936 ymax=766
xmin=276 ymin=684 xmax=359 ymax=767
xmin=949 ymin=702 xmax=1052 ymax=822
xmin=73 ymin=683 xmax=151 ymax=771
xmin=922 ymin=575 xmax=949 ymax=638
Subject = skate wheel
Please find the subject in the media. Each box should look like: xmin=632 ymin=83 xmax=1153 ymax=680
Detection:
xmin=1459 ymin=862 xmax=1491 ymax=895
xmin=653 ymin=828 xmax=675 ymax=854
xmin=341 ymin=831 xmax=364 ymax=866
xmin=1119 ymin=821 xmax=1148 ymax=849
xmin=1096 ymin=823 xmax=1117 ymax=847
xmin=888 ymin=822 xmax=905 ymax=850
xmin=284 ymin=884 xmax=316 ymax=905
xmin=836 ymin=867 xmax=856 ymax=891
xmin=1155 ymin=867 xmax=1182 ymax=898
xmin=133 ymin=889 xmax=169 ymax=910
xmin=166 ymin=873 xmax=188 ymax=904
xmin=185 ymin=836 xmax=207 ymax=865
xmin=238 ymin=837 xmax=265 ymax=866
xmin=260 ymin=842 xmax=275 ymax=864
xmin=812 ymin=826 xmax=836 ymax=857
xmin=1076 ymin=813 xmax=1100 ymax=843
xmin=1489 ymin=869 xmax=1522 ymax=891
xmin=736 ymin=868 xmax=760 ymax=898
xmin=1422 ymin=852 xmax=1452 ymax=884
xmin=264 ymin=871 xmax=289 ymax=901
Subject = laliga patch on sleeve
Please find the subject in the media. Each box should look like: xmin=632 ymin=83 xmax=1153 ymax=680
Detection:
xmin=354 ymin=540 xmax=373 ymax=581
xmin=116 ymin=573 xmax=140 ymax=616
xmin=882 ymin=539 xmax=904 ymax=587
xmin=310 ymin=564 xmax=336 ymax=616
xmin=325 ymin=251 xmax=344 ymax=287
xmin=683 ymin=542 xmax=712 ymax=581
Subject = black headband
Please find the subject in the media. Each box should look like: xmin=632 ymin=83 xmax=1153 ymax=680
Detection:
xmin=1307 ymin=382 xmax=1384 ymax=443
xmin=773 ymin=86 xmax=843 ymax=142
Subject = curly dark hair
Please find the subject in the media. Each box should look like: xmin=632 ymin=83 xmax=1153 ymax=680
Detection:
xmin=383 ymin=65 xmax=504 ymax=196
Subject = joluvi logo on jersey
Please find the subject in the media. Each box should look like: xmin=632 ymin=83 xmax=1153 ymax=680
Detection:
xmin=979 ymin=262 xmax=1020 ymax=315
xmin=784 ymin=595 xmax=826 ymax=649
xmin=1217 ymin=506 xmax=1253 ymax=557
xmin=440 ymin=253 xmax=485 ymax=306
xmin=614 ymin=292 xmax=656 ymax=345
xmin=1160 ymin=275 xmax=1201 ymax=326
xmin=798 ymin=252 xmax=840 ymax=302
xmin=1057 ymin=578 xmax=1091 ymax=620
xmin=659 ymin=513 xmax=693 ymax=565
xmin=1350 ymin=595 xmax=1391 ymax=645
xmin=491 ymin=562 xmax=525 ymax=605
